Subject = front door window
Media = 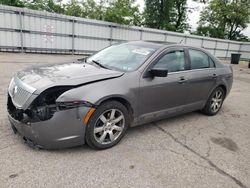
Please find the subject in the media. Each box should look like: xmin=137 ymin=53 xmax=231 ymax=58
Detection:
xmin=153 ymin=51 xmax=185 ymax=73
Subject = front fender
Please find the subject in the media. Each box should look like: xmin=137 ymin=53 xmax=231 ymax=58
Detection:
xmin=56 ymin=73 xmax=140 ymax=117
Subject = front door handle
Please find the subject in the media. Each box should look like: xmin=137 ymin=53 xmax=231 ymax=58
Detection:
xmin=178 ymin=76 xmax=187 ymax=84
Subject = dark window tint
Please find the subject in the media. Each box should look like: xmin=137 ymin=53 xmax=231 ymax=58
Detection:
xmin=189 ymin=49 xmax=210 ymax=69
xmin=154 ymin=51 xmax=185 ymax=73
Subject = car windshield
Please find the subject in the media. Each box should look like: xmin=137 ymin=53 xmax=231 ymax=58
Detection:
xmin=86 ymin=43 xmax=157 ymax=72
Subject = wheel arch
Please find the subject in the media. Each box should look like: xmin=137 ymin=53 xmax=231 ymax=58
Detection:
xmin=96 ymin=95 xmax=134 ymax=124
xmin=217 ymin=84 xmax=227 ymax=95
xmin=209 ymin=82 xmax=228 ymax=98
xmin=204 ymin=83 xmax=228 ymax=107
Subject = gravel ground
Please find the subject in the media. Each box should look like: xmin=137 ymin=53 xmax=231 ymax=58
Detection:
xmin=0 ymin=52 xmax=250 ymax=188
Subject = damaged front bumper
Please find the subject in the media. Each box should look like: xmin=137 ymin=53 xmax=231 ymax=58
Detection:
xmin=8 ymin=105 xmax=91 ymax=149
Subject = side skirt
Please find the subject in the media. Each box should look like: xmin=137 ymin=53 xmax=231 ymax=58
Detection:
xmin=131 ymin=101 xmax=204 ymax=127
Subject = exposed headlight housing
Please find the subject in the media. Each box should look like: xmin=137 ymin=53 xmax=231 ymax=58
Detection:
xmin=30 ymin=87 xmax=94 ymax=121
xmin=57 ymin=100 xmax=94 ymax=110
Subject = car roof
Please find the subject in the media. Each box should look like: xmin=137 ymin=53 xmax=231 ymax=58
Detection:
xmin=126 ymin=41 xmax=205 ymax=51
xmin=126 ymin=41 xmax=165 ymax=49
xmin=123 ymin=41 xmax=218 ymax=60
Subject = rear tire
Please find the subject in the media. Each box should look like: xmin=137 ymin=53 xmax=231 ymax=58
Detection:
xmin=202 ymin=87 xmax=225 ymax=116
xmin=85 ymin=101 xmax=129 ymax=150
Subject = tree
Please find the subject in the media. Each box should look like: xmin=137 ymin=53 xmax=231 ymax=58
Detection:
xmin=143 ymin=0 xmax=161 ymax=29
xmin=64 ymin=0 xmax=82 ymax=17
xmin=0 ymin=0 xmax=25 ymax=7
xmin=26 ymin=0 xmax=65 ymax=14
xmin=81 ymin=0 xmax=105 ymax=20
xmin=167 ymin=0 xmax=190 ymax=32
xmin=144 ymin=0 xmax=174 ymax=29
xmin=104 ymin=0 xmax=141 ymax=26
xmin=143 ymin=0 xmax=189 ymax=32
xmin=64 ymin=0 xmax=106 ymax=19
xmin=196 ymin=0 xmax=250 ymax=41
xmin=192 ymin=0 xmax=208 ymax=3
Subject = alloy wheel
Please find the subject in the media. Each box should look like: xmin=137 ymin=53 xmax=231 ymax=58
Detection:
xmin=93 ymin=109 xmax=125 ymax=145
xmin=210 ymin=90 xmax=223 ymax=113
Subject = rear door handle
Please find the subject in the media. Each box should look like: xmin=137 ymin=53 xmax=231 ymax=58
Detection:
xmin=178 ymin=76 xmax=187 ymax=84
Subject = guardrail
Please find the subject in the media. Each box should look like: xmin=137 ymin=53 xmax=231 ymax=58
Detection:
xmin=0 ymin=4 xmax=250 ymax=59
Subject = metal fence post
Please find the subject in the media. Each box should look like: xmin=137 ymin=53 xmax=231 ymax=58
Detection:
xmin=238 ymin=43 xmax=242 ymax=54
xmin=71 ymin=19 xmax=75 ymax=55
xmin=19 ymin=11 xmax=24 ymax=53
xmin=214 ymin=40 xmax=218 ymax=56
xmin=226 ymin=42 xmax=230 ymax=59
xmin=201 ymin=38 xmax=204 ymax=48
xmin=184 ymin=35 xmax=187 ymax=44
xmin=140 ymin=29 xmax=143 ymax=40
xmin=109 ymin=25 xmax=113 ymax=45
xmin=164 ymin=33 xmax=168 ymax=42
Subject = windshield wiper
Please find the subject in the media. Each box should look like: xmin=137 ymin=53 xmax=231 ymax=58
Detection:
xmin=91 ymin=60 xmax=109 ymax=69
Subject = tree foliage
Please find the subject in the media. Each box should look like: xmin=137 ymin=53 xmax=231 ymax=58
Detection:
xmin=81 ymin=0 xmax=105 ymax=20
xmin=64 ymin=0 xmax=106 ymax=19
xmin=168 ymin=0 xmax=189 ymax=32
xmin=196 ymin=0 xmax=250 ymax=41
xmin=0 ymin=0 xmax=249 ymax=41
xmin=105 ymin=0 xmax=141 ymax=25
xmin=16 ymin=0 xmax=141 ymax=25
xmin=143 ymin=0 xmax=173 ymax=29
xmin=0 ymin=0 xmax=25 ymax=7
xmin=26 ymin=0 xmax=65 ymax=13
xmin=143 ymin=0 xmax=189 ymax=32
xmin=64 ymin=0 xmax=82 ymax=17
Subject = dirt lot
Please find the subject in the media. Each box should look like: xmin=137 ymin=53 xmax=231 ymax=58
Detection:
xmin=0 ymin=52 xmax=250 ymax=188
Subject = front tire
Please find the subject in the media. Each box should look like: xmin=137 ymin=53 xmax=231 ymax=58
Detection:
xmin=85 ymin=101 xmax=129 ymax=149
xmin=202 ymin=87 xmax=225 ymax=116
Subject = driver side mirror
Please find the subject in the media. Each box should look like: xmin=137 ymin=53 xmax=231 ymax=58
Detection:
xmin=149 ymin=68 xmax=168 ymax=77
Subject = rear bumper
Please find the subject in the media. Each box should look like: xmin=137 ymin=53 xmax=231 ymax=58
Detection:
xmin=8 ymin=107 xmax=90 ymax=149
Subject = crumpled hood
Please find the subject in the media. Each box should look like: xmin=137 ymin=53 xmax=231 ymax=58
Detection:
xmin=16 ymin=62 xmax=124 ymax=94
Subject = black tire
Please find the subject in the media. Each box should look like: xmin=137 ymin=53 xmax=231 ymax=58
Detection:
xmin=202 ymin=87 xmax=225 ymax=116
xmin=85 ymin=101 xmax=129 ymax=150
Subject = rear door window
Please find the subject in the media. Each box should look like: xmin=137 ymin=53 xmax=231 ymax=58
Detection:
xmin=189 ymin=49 xmax=210 ymax=70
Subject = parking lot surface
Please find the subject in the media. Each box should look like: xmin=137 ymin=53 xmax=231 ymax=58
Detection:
xmin=0 ymin=52 xmax=250 ymax=188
